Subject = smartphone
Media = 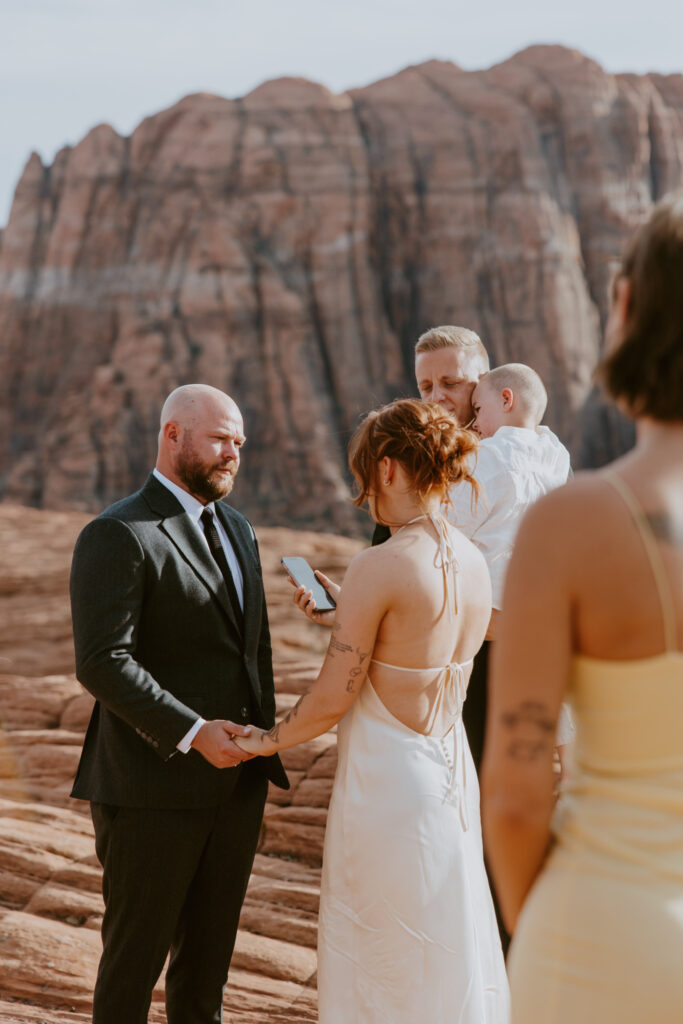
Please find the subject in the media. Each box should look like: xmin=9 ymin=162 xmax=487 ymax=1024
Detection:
xmin=281 ymin=556 xmax=337 ymax=612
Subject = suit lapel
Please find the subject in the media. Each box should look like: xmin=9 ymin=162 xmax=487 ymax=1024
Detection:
xmin=142 ymin=476 xmax=243 ymax=639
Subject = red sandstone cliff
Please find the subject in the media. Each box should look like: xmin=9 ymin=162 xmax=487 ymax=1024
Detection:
xmin=1 ymin=46 xmax=681 ymax=528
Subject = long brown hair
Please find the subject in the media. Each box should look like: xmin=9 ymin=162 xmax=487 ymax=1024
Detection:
xmin=601 ymin=191 xmax=683 ymax=421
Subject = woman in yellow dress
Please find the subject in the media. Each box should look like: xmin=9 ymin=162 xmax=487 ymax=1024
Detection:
xmin=482 ymin=191 xmax=683 ymax=1023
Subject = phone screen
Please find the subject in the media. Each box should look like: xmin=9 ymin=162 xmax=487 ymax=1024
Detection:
xmin=281 ymin=556 xmax=336 ymax=612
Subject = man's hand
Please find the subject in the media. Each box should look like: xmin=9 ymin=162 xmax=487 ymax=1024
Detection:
xmin=289 ymin=570 xmax=340 ymax=627
xmin=190 ymin=720 xmax=255 ymax=768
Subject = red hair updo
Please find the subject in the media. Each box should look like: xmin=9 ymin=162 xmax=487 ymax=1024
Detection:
xmin=348 ymin=399 xmax=479 ymax=512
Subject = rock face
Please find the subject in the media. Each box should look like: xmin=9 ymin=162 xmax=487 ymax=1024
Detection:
xmin=1 ymin=46 xmax=683 ymax=529
xmin=0 ymin=503 xmax=362 ymax=1022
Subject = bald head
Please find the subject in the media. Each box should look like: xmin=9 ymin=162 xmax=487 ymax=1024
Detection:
xmin=157 ymin=384 xmax=245 ymax=504
xmin=482 ymin=364 xmax=547 ymax=422
xmin=472 ymin=363 xmax=548 ymax=437
xmin=159 ymin=384 xmax=240 ymax=434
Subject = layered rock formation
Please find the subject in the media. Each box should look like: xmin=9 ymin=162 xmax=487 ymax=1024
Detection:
xmin=0 ymin=503 xmax=361 ymax=1022
xmin=1 ymin=46 xmax=682 ymax=529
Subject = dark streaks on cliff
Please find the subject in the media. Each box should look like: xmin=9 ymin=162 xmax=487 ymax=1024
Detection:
xmin=1 ymin=47 xmax=680 ymax=524
xmin=349 ymin=97 xmax=400 ymax=371
xmin=226 ymin=99 xmax=247 ymax=197
xmin=301 ymin=232 xmax=345 ymax=441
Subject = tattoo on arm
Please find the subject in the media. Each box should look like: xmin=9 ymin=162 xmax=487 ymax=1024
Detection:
xmin=346 ymin=647 xmax=370 ymax=692
xmin=265 ymin=693 xmax=307 ymax=746
xmin=264 ymin=629 xmax=371 ymax=746
xmin=327 ymin=622 xmax=371 ymax=691
xmin=329 ymin=621 xmax=371 ymax=692
xmin=500 ymin=700 xmax=555 ymax=763
xmin=328 ymin=622 xmax=354 ymax=657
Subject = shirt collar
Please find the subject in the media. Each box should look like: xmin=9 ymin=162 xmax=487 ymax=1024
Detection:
xmin=152 ymin=468 xmax=215 ymax=524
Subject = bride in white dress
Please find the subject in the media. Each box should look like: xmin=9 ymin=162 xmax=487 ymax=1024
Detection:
xmin=236 ymin=398 xmax=509 ymax=1023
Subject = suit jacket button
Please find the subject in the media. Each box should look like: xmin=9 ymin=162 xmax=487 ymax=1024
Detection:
xmin=241 ymin=706 xmax=248 ymax=719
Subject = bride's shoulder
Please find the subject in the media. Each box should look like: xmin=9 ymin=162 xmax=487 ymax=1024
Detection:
xmin=347 ymin=535 xmax=409 ymax=579
xmin=336 ymin=542 xmax=403 ymax=612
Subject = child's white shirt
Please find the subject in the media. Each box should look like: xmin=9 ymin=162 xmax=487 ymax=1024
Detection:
xmin=447 ymin=424 xmax=574 ymax=748
xmin=447 ymin=425 xmax=571 ymax=609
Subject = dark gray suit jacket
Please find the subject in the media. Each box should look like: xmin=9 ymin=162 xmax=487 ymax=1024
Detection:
xmin=70 ymin=474 xmax=288 ymax=807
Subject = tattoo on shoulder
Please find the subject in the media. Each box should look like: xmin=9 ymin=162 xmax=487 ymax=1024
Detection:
xmin=647 ymin=512 xmax=683 ymax=547
xmin=500 ymin=700 xmax=555 ymax=763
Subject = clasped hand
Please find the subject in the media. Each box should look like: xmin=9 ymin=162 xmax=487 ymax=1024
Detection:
xmin=190 ymin=719 xmax=257 ymax=768
xmin=193 ymin=568 xmax=340 ymax=768
xmin=233 ymin=726 xmax=277 ymax=757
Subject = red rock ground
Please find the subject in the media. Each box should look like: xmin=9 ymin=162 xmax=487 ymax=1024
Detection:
xmin=0 ymin=503 xmax=363 ymax=1022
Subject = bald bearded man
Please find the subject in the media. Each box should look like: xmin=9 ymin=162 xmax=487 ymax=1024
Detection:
xmin=70 ymin=385 xmax=288 ymax=1024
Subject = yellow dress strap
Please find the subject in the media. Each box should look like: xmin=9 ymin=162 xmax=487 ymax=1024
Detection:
xmin=604 ymin=470 xmax=678 ymax=653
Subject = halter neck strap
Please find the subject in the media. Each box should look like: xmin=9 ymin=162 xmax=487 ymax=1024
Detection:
xmin=394 ymin=512 xmax=459 ymax=619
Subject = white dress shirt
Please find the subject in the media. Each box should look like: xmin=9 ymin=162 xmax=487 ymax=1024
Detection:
xmin=446 ymin=426 xmax=571 ymax=610
xmin=447 ymin=426 xmax=574 ymax=746
xmin=152 ymin=468 xmax=245 ymax=753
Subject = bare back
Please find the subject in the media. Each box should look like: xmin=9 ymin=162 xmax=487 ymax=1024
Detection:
xmin=367 ymin=518 xmax=491 ymax=736
xmin=567 ymin=465 xmax=683 ymax=660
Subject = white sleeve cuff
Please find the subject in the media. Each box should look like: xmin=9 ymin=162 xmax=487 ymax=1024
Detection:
xmin=177 ymin=717 xmax=206 ymax=753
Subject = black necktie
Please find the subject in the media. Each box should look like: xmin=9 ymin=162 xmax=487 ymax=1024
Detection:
xmin=200 ymin=508 xmax=244 ymax=632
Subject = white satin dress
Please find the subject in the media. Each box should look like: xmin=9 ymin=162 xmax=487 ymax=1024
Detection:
xmin=317 ymin=516 xmax=510 ymax=1023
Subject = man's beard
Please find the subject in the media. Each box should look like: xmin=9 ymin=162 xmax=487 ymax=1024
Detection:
xmin=176 ymin=437 xmax=237 ymax=503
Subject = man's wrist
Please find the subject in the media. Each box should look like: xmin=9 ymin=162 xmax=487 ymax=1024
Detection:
xmin=177 ymin=717 xmax=206 ymax=753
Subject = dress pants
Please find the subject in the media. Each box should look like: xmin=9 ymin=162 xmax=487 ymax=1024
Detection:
xmin=91 ymin=763 xmax=268 ymax=1024
xmin=462 ymin=640 xmax=489 ymax=775
xmin=462 ymin=641 xmax=510 ymax=957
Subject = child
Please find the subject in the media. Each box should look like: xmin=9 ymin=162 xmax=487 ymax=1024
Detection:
xmin=448 ymin=363 xmax=574 ymax=764
xmin=451 ymin=362 xmax=571 ymax=617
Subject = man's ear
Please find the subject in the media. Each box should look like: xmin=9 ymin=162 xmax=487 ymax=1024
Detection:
xmin=163 ymin=421 xmax=180 ymax=446
xmin=501 ymin=387 xmax=515 ymax=412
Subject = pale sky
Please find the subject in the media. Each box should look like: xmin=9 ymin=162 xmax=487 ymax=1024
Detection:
xmin=1 ymin=0 xmax=682 ymax=226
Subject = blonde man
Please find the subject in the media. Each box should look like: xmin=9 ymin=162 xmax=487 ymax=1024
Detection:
xmin=414 ymin=325 xmax=490 ymax=427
